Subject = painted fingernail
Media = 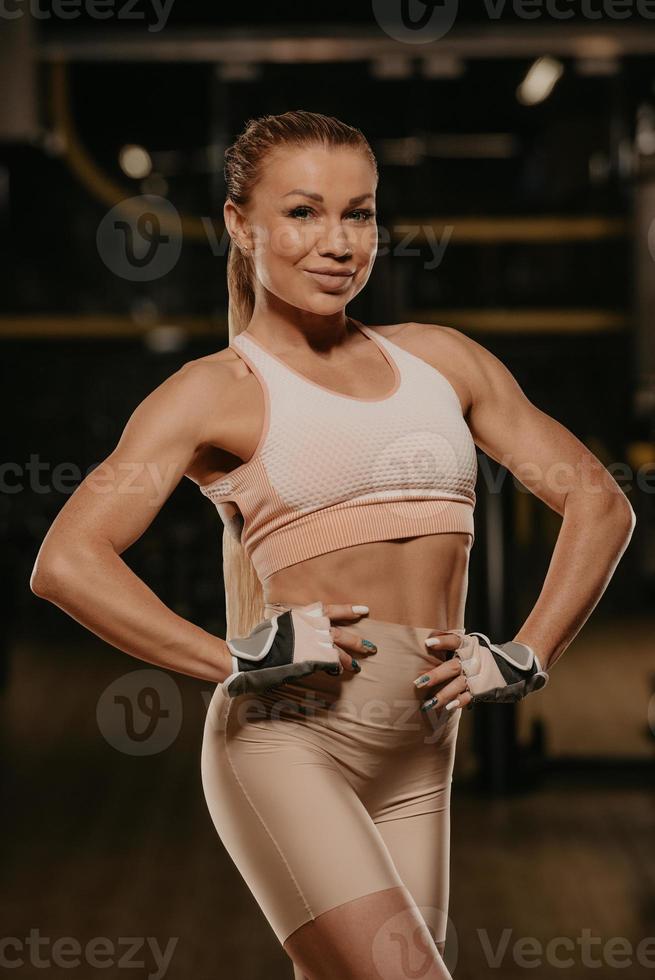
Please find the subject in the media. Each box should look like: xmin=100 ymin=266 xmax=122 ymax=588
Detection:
xmin=361 ymin=640 xmax=377 ymax=651
xmin=414 ymin=674 xmax=431 ymax=688
xmin=351 ymin=659 xmax=361 ymax=672
xmin=352 ymin=605 xmax=369 ymax=614
xmin=420 ymin=695 xmax=439 ymax=712
xmin=445 ymin=700 xmax=460 ymax=711
xmin=425 ymin=637 xmax=441 ymax=647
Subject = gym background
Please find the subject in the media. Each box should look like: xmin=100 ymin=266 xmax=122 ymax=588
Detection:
xmin=2 ymin=3 xmax=654 ymax=978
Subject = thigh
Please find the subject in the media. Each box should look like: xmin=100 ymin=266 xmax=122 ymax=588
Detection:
xmin=374 ymin=809 xmax=452 ymax=949
xmin=201 ymin=688 xmax=409 ymax=947
xmin=284 ymin=885 xmax=453 ymax=980
xmin=363 ymin=709 xmax=460 ymax=948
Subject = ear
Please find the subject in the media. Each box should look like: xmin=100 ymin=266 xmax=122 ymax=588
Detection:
xmin=223 ymin=199 xmax=251 ymax=250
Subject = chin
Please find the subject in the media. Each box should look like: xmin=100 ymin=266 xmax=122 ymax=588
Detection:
xmin=286 ymin=292 xmax=350 ymax=314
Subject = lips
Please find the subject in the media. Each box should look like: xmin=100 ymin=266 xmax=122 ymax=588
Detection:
xmin=304 ymin=269 xmax=355 ymax=289
xmin=306 ymin=267 xmax=355 ymax=276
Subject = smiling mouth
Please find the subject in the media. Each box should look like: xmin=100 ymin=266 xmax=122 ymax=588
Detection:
xmin=304 ymin=270 xmax=355 ymax=288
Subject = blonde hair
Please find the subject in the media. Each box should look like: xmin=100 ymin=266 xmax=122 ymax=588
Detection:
xmin=222 ymin=109 xmax=378 ymax=639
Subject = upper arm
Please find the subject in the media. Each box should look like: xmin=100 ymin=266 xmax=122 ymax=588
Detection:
xmin=32 ymin=361 xmax=225 ymax=576
xmin=423 ymin=324 xmax=632 ymax=520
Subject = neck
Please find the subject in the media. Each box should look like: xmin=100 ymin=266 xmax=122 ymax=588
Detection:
xmin=247 ymin=310 xmax=355 ymax=355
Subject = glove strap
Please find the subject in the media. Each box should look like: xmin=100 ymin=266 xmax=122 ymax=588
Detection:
xmin=467 ymin=631 xmax=549 ymax=688
xmin=226 ymin=610 xmax=296 ymax=673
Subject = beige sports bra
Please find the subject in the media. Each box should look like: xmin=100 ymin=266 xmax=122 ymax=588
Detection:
xmin=199 ymin=320 xmax=477 ymax=581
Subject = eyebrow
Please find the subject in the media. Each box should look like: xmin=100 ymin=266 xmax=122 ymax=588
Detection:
xmin=282 ymin=190 xmax=375 ymax=206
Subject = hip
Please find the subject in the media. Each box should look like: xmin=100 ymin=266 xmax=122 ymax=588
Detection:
xmin=205 ymin=611 xmax=462 ymax=762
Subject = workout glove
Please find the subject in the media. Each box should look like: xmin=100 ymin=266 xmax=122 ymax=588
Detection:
xmin=222 ymin=600 xmax=344 ymax=698
xmin=446 ymin=631 xmax=549 ymax=705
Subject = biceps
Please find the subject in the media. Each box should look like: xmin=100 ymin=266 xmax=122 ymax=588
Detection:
xmin=471 ymin=397 xmax=615 ymax=516
xmin=77 ymin=445 xmax=188 ymax=553
xmin=38 ymin=446 xmax=183 ymax=566
xmin=42 ymin=388 xmax=205 ymax=559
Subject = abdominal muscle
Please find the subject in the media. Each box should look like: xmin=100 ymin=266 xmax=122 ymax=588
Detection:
xmin=262 ymin=532 xmax=472 ymax=632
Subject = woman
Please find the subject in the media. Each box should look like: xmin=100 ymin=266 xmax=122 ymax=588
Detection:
xmin=31 ymin=110 xmax=635 ymax=980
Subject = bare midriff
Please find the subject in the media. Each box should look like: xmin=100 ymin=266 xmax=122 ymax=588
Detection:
xmin=262 ymin=532 xmax=472 ymax=632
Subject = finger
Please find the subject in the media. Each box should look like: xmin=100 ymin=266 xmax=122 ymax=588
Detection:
xmin=444 ymin=689 xmax=474 ymax=712
xmin=336 ymin=648 xmax=360 ymax=673
xmin=420 ymin=673 xmax=470 ymax=713
xmin=323 ymin=602 xmax=370 ymax=622
xmin=330 ymin=625 xmax=378 ymax=659
xmin=413 ymin=655 xmax=462 ymax=692
xmin=424 ymin=630 xmax=465 ymax=654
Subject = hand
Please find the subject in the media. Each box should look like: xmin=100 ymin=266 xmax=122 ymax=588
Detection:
xmin=222 ymin=600 xmax=378 ymax=698
xmin=414 ymin=629 xmax=549 ymax=712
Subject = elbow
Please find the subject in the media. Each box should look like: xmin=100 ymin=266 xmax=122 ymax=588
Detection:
xmin=612 ymin=494 xmax=636 ymax=536
xmin=568 ymin=489 xmax=636 ymax=544
xmin=622 ymin=502 xmax=637 ymax=546
xmin=29 ymin=567 xmax=55 ymax=599
xmin=600 ymin=493 xmax=636 ymax=544
xmin=29 ymin=552 xmax=76 ymax=599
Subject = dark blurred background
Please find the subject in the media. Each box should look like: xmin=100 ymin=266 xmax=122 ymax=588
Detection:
xmin=2 ymin=3 xmax=654 ymax=978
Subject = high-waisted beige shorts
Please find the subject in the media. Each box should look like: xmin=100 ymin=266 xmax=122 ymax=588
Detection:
xmin=200 ymin=602 xmax=461 ymax=947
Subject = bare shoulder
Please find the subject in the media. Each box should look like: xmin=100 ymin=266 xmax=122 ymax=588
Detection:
xmin=108 ymin=344 xmax=254 ymax=493
xmin=370 ymin=320 xmax=488 ymax=416
xmin=112 ymin=354 xmax=234 ymax=466
xmin=172 ymin=342 xmax=258 ymax=412
xmin=143 ymin=348 xmax=237 ymax=422
xmin=175 ymin=344 xmax=263 ymax=488
xmin=377 ymin=321 xmax=524 ymax=414
xmin=181 ymin=342 xmax=249 ymax=384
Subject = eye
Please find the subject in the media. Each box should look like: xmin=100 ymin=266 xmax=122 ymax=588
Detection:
xmin=287 ymin=206 xmax=316 ymax=220
xmin=287 ymin=206 xmax=377 ymax=222
xmin=348 ymin=209 xmax=376 ymax=222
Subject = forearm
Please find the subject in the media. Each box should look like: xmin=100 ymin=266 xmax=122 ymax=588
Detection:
xmin=31 ymin=543 xmax=233 ymax=683
xmin=513 ymin=496 xmax=635 ymax=671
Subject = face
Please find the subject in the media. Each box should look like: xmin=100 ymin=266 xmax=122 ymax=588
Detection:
xmin=225 ymin=144 xmax=378 ymax=315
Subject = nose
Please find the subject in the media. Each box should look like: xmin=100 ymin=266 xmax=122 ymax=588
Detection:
xmin=315 ymin=219 xmax=354 ymax=259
